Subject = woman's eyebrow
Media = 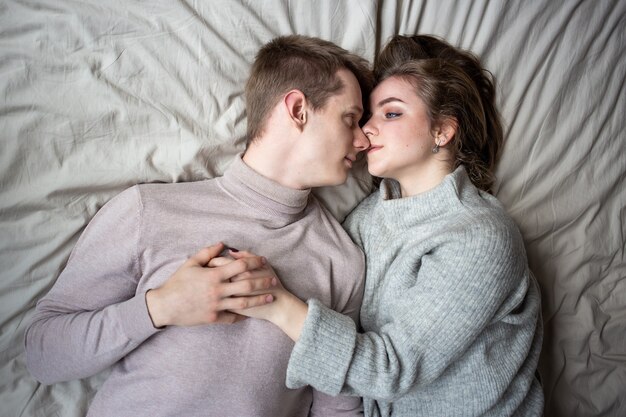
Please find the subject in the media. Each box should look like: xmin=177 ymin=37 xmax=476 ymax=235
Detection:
xmin=376 ymin=97 xmax=405 ymax=107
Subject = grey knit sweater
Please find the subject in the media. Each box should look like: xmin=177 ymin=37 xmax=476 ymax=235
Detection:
xmin=286 ymin=167 xmax=544 ymax=416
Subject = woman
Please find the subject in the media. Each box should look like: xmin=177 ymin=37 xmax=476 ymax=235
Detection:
xmin=232 ymin=35 xmax=544 ymax=416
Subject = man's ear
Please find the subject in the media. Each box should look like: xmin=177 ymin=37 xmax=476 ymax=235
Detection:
xmin=284 ymin=90 xmax=307 ymax=129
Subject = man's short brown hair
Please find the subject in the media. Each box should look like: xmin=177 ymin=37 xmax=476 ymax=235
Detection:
xmin=245 ymin=35 xmax=373 ymax=143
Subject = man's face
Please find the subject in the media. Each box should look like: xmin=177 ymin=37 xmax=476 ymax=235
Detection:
xmin=298 ymin=69 xmax=370 ymax=187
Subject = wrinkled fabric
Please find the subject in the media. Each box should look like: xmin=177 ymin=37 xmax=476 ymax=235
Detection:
xmin=0 ymin=1 xmax=624 ymax=416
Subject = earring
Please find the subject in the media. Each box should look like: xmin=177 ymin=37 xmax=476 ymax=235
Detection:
xmin=432 ymin=138 xmax=441 ymax=154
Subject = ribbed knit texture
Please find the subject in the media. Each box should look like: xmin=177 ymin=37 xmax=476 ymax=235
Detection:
xmin=286 ymin=166 xmax=544 ymax=416
xmin=25 ymin=154 xmax=366 ymax=417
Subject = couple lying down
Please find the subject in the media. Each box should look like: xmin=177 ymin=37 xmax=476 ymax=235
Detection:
xmin=25 ymin=34 xmax=543 ymax=417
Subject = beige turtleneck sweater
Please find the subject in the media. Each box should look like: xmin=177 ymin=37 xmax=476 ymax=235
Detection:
xmin=25 ymin=154 xmax=365 ymax=417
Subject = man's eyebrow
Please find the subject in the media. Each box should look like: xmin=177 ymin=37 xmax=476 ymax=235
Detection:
xmin=376 ymin=97 xmax=405 ymax=107
xmin=346 ymin=105 xmax=363 ymax=115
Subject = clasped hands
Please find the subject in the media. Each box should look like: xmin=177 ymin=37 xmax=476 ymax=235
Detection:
xmin=145 ymin=242 xmax=289 ymax=328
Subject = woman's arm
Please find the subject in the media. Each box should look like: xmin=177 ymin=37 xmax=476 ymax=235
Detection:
xmin=287 ymin=226 xmax=530 ymax=400
xmin=224 ymin=250 xmax=308 ymax=341
xmin=233 ymin=223 xmax=530 ymax=400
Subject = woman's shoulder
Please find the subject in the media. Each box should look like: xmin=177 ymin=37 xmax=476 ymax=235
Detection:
xmin=341 ymin=189 xmax=381 ymax=239
xmin=467 ymin=192 xmax=519 ymax=234
xmin=346 ymin=188 xmax=381 ymax=218
xmin=443 ymin=173 xmax=524 ymax=248
xmin=448 ymin=198 xmax=526 ymax=271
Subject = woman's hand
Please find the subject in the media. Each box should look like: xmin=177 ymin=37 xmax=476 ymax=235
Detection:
xmin=211 ymin=249 xmax=308 ymax=341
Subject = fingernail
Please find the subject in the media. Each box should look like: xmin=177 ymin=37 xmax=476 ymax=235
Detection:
xmin=261 ymin=256 xmax=267 ymax=264
xmin=228 ymin=247 xmax=239 ymax=253
xmin=266 ymin=294 xmax=274 ymax=303
xmin=271 ymin=277 xmax=277 ymax=286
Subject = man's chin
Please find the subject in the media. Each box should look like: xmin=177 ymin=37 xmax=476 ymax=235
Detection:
xmin=316 ymin=172 xmax=348 ymax=188
xmin=336 ymin=169 xmax=351 ymax=185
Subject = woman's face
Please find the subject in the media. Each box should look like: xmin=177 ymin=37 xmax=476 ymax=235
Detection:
xmin=362 ymin=76 xmax=436 ymax=182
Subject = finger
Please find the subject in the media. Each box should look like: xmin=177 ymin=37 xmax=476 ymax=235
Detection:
xmin=187 ymin=243 xmax=224 ymax=267
xmin=231 ymin=314 xmax=248 ymax=323
xmin=218 ymin=294 xmax=274 ymax=311
xmin=229 ymin=250 xmax=257 ymax=260
xmin=229 ymin=252 xmax=276 ymax=279
xmin=229 ymin=268 xmax=276 ymax=284
xmin=222 ymin=275 xmax=276 ymax=297
xmin=218 ymin=256 xmax=267 ymax=281
xmin=208 ymin=256 xmax=236 ymax=268
xmin=213 ymin=311 xmax=247 ymax=324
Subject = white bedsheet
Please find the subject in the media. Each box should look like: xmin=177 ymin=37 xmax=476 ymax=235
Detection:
xmin=1 ymin=1 xmax=624 ymax=416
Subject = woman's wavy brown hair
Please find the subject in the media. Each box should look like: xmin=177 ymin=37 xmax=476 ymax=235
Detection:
xmin=374 ymin=35 xmax=503 ymax=193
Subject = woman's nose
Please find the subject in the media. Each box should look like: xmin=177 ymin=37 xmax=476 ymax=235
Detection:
xmin=362 ymin=120 xmax=376 ymax=138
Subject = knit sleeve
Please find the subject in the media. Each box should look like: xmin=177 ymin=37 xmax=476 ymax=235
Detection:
xmin=24 ymin=186 xmax=160 ymax=384
xmin=286 ymin=219 xmax=527 ymax=400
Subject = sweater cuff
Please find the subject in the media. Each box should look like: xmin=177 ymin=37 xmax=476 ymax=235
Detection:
xmin=113 ymin=292 xmax=162 ymax=343
xmin=286 ymin=298 xmax=357 ymax=395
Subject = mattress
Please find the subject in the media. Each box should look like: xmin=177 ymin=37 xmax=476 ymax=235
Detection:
xmin=0 ymin=1 xmax=624 ymax=416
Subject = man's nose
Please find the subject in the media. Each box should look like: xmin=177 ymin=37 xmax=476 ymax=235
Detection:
xmin=353 ymin=127 xmax=369 ymax=150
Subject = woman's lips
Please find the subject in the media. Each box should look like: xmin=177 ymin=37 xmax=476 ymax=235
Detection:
xmin=367 ymin=146 xmax=383 ymax=154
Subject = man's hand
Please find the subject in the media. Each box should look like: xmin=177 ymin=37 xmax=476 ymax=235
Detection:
xmin=145 ymin=243 xmax=276 ymax=328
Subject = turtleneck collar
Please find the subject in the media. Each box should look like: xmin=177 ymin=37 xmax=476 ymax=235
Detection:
xmin=378 ymin=165 xmax=477 ymax=226
xmin=218 ymin=153 xmax=311 ymax=218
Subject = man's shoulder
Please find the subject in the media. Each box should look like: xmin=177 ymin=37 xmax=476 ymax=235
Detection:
xmin=305 ymin=196 xmax=366 ymax=315
xmin=308 ymin=194 xmax=354 ymax=228
xmin=136 ymin=177 xmax=218 ymax=192
xmin=306 ymin=195 xmax=362 ymax=245
xmin=133 ymin=178 xmax=220 ymax=202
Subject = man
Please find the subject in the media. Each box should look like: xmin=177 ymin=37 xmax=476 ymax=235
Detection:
xmin=25 ymin=35 xmax=372 ymax=416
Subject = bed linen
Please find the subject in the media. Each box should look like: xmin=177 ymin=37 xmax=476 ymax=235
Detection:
xmin=0 ymin=1 xmax=624 ymax=416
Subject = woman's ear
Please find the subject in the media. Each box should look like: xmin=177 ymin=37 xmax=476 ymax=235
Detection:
xmin=284 ymin=90 xmax=307 ymax=129
xmin=435 ymin=117 xmax=458 ymax=146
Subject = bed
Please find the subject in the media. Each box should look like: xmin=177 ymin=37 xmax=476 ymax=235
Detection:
xmin=1 ymin=0 xmax=624 ymax=416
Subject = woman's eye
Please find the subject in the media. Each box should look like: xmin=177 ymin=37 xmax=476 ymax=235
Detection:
xmin=385 ymin=112 xmax=401 ymax=119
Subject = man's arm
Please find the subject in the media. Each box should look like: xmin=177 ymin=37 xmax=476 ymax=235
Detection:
xmin=24 ymin=187 xmax=274 ymax=384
